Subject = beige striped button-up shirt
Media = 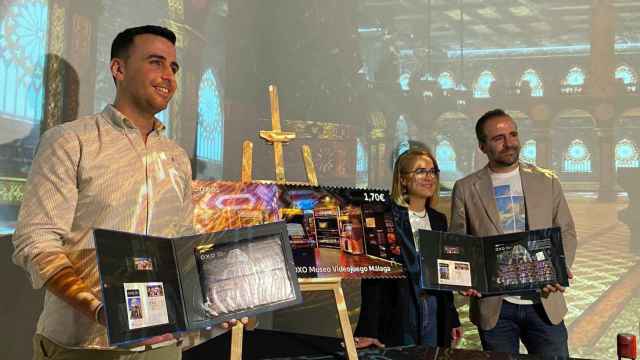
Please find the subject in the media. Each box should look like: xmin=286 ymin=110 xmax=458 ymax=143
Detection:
xmin=12 ymin=105 xmax=195 ymax=349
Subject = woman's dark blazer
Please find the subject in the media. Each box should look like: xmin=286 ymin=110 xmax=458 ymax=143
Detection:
xmin=354 ymin=203 xmax=461 ymax=348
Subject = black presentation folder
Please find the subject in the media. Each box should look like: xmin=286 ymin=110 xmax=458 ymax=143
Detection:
xmin=418 ymin=227 xmax=569 ymax=295
xmin=94 ymin=222 xmax=302 ymax=346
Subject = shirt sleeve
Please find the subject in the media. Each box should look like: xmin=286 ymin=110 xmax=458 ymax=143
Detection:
xmin=12 ymin=126 xmax=81 ymax=289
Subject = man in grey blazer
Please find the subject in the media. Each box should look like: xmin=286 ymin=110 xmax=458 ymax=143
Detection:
xmin=450 ymin=109 xmax=577 ymax=357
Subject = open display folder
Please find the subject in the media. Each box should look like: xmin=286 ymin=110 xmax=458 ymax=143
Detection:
xmin=94 ymin=222 xmax=301 ymax=346
xmin=418 ymin=227 xmax=569 ymax=295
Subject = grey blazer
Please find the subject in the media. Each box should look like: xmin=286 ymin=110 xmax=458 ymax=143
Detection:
xmin=450 ymin=162 xmax=577 ymax=330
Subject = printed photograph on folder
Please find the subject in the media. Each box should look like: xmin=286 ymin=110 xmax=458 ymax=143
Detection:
xmin=122 ymin=282 xmax=169 ymax=330
xmin=191 ymin=180 xmax=406 ymax=279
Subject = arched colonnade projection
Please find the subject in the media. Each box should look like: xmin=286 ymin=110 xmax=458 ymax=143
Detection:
xmin=380 ymin=102 xmax=640 ymax=197
xmin=367 ymin=58 xmax=640 ymax=198
xmin=412 ymin=64 xmax=639 ymax=100
xmin=615 ymin=108 xmax=640 ymax=171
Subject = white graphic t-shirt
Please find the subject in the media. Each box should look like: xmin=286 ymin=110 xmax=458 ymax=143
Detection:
xmin=490 ymin=167 xmax=538 ymax=304
xmin=491 ymin=168 xmax=526 ymax=234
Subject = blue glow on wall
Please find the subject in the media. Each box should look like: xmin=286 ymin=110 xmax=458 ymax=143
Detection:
xmin=356 ymin=138 xmax=368 ymax=187
xmin=438 ymin=72 xmax=456 ymax=90
xmin=473 ymin=70 xmax=495 ymax=98
xmin=563 ymin=139 xmax=592 ymax=173
xmin=0 ymin=0 xmax=48 ymax=123
xmin=520 ymin=69 xmax=543 ymax=97
xmin=565 ymin=67 xmax=585 ymax=86
xmin=615 ymin=65 xmax=636 ymax=85
xmin=448 ymin=43 xmax=640 ymax=59
xmin=616 ymin=139 xmax=640 ymax=169
xmin=396 ymin=115 xmax=409 ymax=156
xmin=156 ymin=106 xmax=170 ymax=136
xmin=436 ymin=140 xmax=457 ymax=173
xmin=399 ymin=72 xmax=410 ymax=91
xmin=196 ymin=69 xmax=224 ymax=162
xmin=521 ymin=139 xmax=536 ymax=165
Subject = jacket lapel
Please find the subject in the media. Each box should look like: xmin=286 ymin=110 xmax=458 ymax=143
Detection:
xmin=472 ymin=166 xmax=503 ymax=234
xmin=519 ymin=163 xmax=544 ymax=230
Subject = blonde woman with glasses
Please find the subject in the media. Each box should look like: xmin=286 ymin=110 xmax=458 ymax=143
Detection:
xmin=354 ymin=147 xmax=462 ymax=349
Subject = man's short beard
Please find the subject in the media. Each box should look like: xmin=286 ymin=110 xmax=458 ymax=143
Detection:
xmin=493 ymin=151 xmax=520 ymax=167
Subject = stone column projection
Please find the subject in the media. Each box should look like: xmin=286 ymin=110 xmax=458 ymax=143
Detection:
xmin=596 ymin=125 xmax=617 ymax=201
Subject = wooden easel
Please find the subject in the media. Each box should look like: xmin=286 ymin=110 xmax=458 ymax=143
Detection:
xmin=228 ymin=85 xmax=358 ymax=360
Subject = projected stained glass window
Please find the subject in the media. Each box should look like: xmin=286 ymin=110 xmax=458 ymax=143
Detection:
xmin=615 ymin=65 xmax=637 ymax=91
xmin=156 ymin=106 xmax=170 ymax=137
xmin=520 ymin=69 xmax=543 ymax=97
xmin=615 ymin=139 xmax=640 ymax=169
xmin=197 ymin=69 xmax=223 ymax=163
xmin=563 ymin=139 xmax=592 ymax=173
xmin=520 ymin=139 xmax=536 ymax=165
xmin=473 ymin=70 xmax=495 ymax=98
xmin=565 ymin=67 xmax=585 ymax=86
xmin=396 ymin=115 xmax=409 ymax=156
xmin=615 ymin=65 xmax=636 ymax=85
xmin=436 ymin=139 xmax=457 ymax=173
xmin=399 ymin=72 xmax=410 ymax=91
xmin=356 ymin=138 xmax=368 ymax=187
xmin=0 ymin=0 xmax=48 ymax=122
xmin=438 ymin=72 xmax=456 ymax=90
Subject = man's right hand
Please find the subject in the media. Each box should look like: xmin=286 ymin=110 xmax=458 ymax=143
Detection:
xmin=459 ymin=288 xmax=482 ymax=297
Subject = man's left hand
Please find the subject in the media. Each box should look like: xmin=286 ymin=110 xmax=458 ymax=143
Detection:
xmin=219 ymin=317 xmax=249 ymax=330
xmin=542 ymin=283 xmax=565 ymax=293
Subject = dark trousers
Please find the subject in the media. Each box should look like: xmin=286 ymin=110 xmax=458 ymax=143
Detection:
xmin=478 ymin=301 xmax=569 ymax=359
xmin=401 ymin=294 xmax=438 ymax=347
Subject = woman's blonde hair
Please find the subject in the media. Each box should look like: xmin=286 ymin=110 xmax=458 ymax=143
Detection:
xmin=391 ymin=147 xmax=440 ymax=209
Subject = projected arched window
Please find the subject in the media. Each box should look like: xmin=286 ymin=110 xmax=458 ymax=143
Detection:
xmin=396 ymin=115 xmax=409 ymax=156
xmin=565 ymin=67 xmax=585 ymax=86
xmin=519 ymin=69 xmax=543 ymax=97
xmin=563 ymin=139 xmax=592 ymax=173
xmin=438 ymin=72 xmax=456 ymax=90
xmin=615 ymin=65 xmax=636 ymax=85
xmin=520 ymin=139 xmax=536 ymax=165
xmin=196 ymin=69 xmax=223 ymax=164
xmin=156 ymin=106 xmax=170 ymax=136
xmin=473 ymin=70 xmax=495 ymax=98
xmin=615 ymin=65 xmax=637 ymax=91
xmin=356 ymin=138 xmax=368 ymax=187
xmin=398 ymin=72 xmax=410 ymax=91
xmin=615 ymin=139 xmax=640 ymax=169
xmin=0 ymin=0 xmax=48 ymax=122
xmin=436 ymin=140 xmax=457 ymax=173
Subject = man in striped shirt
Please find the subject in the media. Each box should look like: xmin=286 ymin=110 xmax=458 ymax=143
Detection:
xmin=12 ymin=25 xmax=232 ymax=360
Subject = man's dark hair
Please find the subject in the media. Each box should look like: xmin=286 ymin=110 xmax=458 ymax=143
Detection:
xmin=110 ymin=25 xmax=176 ymax=60
xmin=475 ymin=108 xmax=510 ymax=143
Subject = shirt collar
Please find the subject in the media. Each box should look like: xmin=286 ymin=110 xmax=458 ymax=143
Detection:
xmin=102 ymin=104 xmax=166 ymax=135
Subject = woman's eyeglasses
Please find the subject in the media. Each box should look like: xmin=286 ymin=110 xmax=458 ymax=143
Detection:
xmin=404 ymin=167 xmax=440 ymax=178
